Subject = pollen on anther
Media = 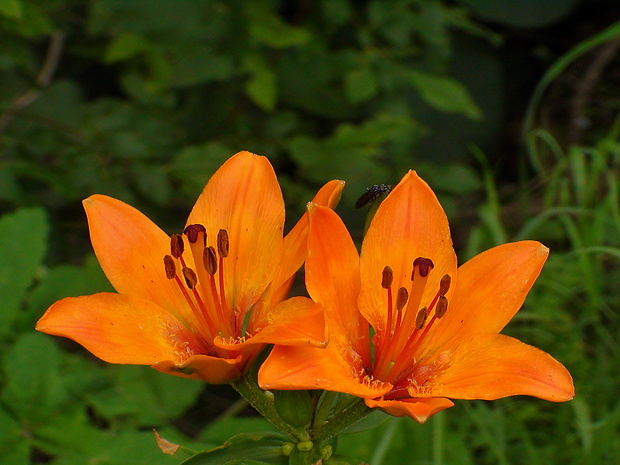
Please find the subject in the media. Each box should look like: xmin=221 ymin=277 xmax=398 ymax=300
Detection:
xmin=163 ymin=255 xmax=176 ymax=279
xmin=184 ymin=224 xmax=207 ymax=244
xmin=182 ymin=267 xmax=198 ymax=289
xmin=396 ymin=287 xmax=408 ymax=310
xmin=203 ymin=246 xmax=218 ymax=275
xmin=416 ymin=307 xmax=428 ymax=329
xmin=436 ymin=296 xmax=448 ymax=318
xmin=412 ymin=257 xmax=434 ymax=278
xmin=439 ymin=274 xmax=451 ymax=296
xmin=217 ymin=229 xmax=229 ymax=258
xmin=381 ymin=266 xmax=393 ymax=289
xmin=170 ymin=234 xmax=184 ymax=259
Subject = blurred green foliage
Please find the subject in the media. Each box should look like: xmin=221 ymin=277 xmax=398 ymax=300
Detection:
xmin=1 ymin=0 xmax=619 ymax=464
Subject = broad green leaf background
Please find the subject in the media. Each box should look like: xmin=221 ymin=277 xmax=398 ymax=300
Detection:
xmin=1 ymin=0 xmax=619 ymax=464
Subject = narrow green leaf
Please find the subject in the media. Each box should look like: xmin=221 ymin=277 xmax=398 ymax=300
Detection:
xmin=181 ymin=433 xmax=288 ymax=465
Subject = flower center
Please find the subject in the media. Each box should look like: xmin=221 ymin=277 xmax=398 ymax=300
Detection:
xmin=373 ymin=257 xmax=451 ymax=388
xmin=162 ymin=224 xmax=237 ymax=357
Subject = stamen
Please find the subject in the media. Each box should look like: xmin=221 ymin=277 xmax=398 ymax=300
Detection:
xmin=216 ymin=230 xmax=230 ymax=329
xmin=383 ymin=267 xmax=394 ymax=343
xmin=396 ymin=287 xmax=408 ymax=311
xmin=203 ymin=246 xmax=218 ymax=275
xmin=184 ymin=224 xmax=207 ymax=245
xmin=439 ymin=274 xmax=451 ymax=296
xmin=436 ymin=296 xmax=448 ymax=318
xmin=412 ymin=257 xmax=434 ymax=278
xmin=381 ymin=266 xmax=393 ymax=289
xmin=415 ymin=307 xmax=428 ymax=330
xmin=163 ymin=255 xmax=176 ymax=279
xmin=182 ymin=267 xmax=198 ymax=289
xmin=217 ymin=229 xmax=229 ymax=258
xmin=170 ymin=234 xmax=184 ymax=259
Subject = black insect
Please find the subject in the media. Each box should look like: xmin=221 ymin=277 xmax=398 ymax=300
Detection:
xmin=355 ymin=184 xmax=394 ymax=209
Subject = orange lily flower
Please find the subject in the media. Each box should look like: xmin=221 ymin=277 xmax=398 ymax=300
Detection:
xmin=37 ymin=151 xmax=344 ymax=384
xmin=259 ymin=171 xmax=574 ymax=422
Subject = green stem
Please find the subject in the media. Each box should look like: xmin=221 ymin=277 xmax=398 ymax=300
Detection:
xmin=311 ymin=399 xmax=373 ymax=442
xmin=232 ymin=370 xmax=308 ymax=441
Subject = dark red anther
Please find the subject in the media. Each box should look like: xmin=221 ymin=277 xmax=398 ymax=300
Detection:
xmin=436 ymin=296 xmax=448 ymax=318
xmin=396 ymin=287 xmax=409 ymax=311
xmin=163 ymin=255 xmax=176 ymax=279
xmin=381 ymin=266 xmax=393 ymax=289
xmin=203 ymin=246 xmax=218 ymax=275
xmin=217 ymin=229 xmax=229 ymax=258
xmin=170 ymin=234 xmax=184 ymax=259
xmin=182 ymin=267 xmax=198 ymax=289
xmin=439 ymin=274 xmax=451 ymax=296
xmin=415 ymin=307 xmax=428 ymax=330
xmin=184 ymin=224 xmax=207 ymax=244
xmin=412 ymin=257 xmax=434 ymax=278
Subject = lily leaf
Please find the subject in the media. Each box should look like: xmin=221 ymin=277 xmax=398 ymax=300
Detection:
xmin=340 ymin=410 xmax=390 ymax=434
xmin=180 ymin=432 xmax=289 ymax=465
xmin=0 ymin=208 xmax=47 ymax=335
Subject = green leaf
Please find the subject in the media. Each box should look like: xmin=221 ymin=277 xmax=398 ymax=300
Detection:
xmin=201 ymin=417 xmax=277 ymax=446
xmin=87 ymin=365 xmax=203 ymax=427
xmin=344 ymin=67 xmax=378 ymax=104
xmin=340 ymin=409 xmax=390 ymax=434
xmin=0 ymin=0 xmax=22 ymax=19
xmin=133 ymin=164 xmax=172 ymax=206
xmin=1 ymin=332 xmax=66 ymax=423
xmin=27 ymin=255 xmax=111 ymax=321
xmin=244 ymin=55 xmax=277 ymax=111
xmin=170 ymin=47 xmax=234 ymax=87
xmin=273 ymin=390 xmax=313 ymax=428
xmin=0 ymin=405 xmax=29 ymax=465
xmin=10 ymin=2 xmax=53 ymax=36
xmin=247 ymin=4 xmax=311 ymax=48
xmin=181 ymin=432 xmax=288 ymax=465
xmin=104 ymin=32 xmax=150 ymax=63
xmin=407 ymin=70 xmax=482 ymax=120
xmin=0 ymin=208 xmax=47 ymax=335
xmin=171 ymin=142 xmax=234 ymax=193
xmin=35 ymin=413 xmax=179 ymax=465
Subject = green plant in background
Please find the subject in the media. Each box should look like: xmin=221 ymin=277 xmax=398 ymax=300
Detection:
xmin=1 ymin=0 xmax=620 ymax=463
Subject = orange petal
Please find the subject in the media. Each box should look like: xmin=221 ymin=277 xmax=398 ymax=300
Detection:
xmin=359 ymin=171 xmax=457 ymax=333
xmin=186 ymin=151 xmax=285 ymax=313
xmin=258 ymin=345 xmax=391 ymax=399
xmin=306 ymin=204 xmax=365 ymax=348
xmin=425 ymin=241 xmax=548 ymax=352
xmin=413 ymin=333 xmax=574 ymax=402
xmin=215 ymin=297 xmax=326 ymax=350
xmin=83 ymin=195 xmax=196 ymax=327
xmin=153 ymin=354 xmax=242 ymax=384
xmin=266 ymin=180 xmax=346 ymax=304
xmin=36 ymin=293 xmax=192 ymax=365
xmin=365 ymin=397 xmax=454 ymax=423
